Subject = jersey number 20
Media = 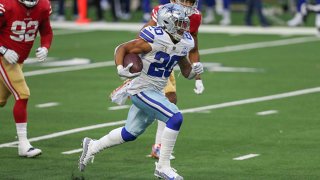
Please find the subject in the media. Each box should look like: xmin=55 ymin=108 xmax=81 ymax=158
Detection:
xmin=147 ymin=51 xmax=181 ymax=78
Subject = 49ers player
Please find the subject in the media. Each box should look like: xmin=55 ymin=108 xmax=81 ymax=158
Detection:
xmin=143 ymin=0 xmax=204 ymax=159
xmin=0 ymin=0 xmax=53 ymax=157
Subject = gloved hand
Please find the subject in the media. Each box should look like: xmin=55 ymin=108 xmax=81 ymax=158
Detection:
xmin=3 ymin=49 xmax=19 ymax=64
xmin=117 ymin=63 xmax=141 ymax=78
xmin=194 ymin=79 xmax=204 ymax=94
xmin=192 ymin=62 xmax=204 ymax=74
xmin=35 ymin=47 xmax=48 ymax=62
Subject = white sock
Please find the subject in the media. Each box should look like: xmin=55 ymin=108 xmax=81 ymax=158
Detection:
xmin=158 ymin=127 xmax=179 ymax=168
xmin=91 ymin=127 xmax=125 ymax=154
xmin=16 ymin=123 xmax=31 ymax=148
xmin=155 ymin=120 xmax=166 ymax=145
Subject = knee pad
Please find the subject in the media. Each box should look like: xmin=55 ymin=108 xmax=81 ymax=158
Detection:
xmin=121 ymin=127 xmax=137 ymax=142
xmin=166 ymin=112 xmax=183 ymax=131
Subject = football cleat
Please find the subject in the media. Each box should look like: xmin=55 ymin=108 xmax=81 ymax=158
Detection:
xmin=79 ymin=137 xmax=95 ymax=172
xmin=150 ymin=144 xmax=176 ymax=160
xmin=287 ymin=13 xmax=304 ymax=27
xmin=154 ymin=162 xmax=183 ymax=180
xmin=19 ymin=146 xmax=42 ymax=158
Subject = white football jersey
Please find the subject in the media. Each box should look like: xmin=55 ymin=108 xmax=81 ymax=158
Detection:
xmin=127 ymin=26 xmax=194 ymax=95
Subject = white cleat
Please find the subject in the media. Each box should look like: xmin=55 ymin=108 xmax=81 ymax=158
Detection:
xmin=287 ymin=13 xmax=303 ymax=27
xmin=154 ymin=162 xmax=183 ymax=180
xmin=79 ymin=137 xmax=95 ymax=172
xmin=19 ymin=147 xmax=42 ymax=158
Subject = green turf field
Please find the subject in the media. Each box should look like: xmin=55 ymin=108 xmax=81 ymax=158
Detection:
xmin=0 ymin=27 xmax=320 ymax=179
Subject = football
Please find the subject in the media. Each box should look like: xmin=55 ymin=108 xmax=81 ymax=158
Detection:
xmin=123 ymin=53 xmax=143 ymax=73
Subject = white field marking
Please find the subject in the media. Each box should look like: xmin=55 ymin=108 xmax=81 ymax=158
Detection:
xmin=1 ymin=86 xmax=320 ymax=149
xmin=180 ymin=87 xmax=320 ymax=114
xmin=233 ymin=154 xmax=260 ymax=160
xmin=0 ymin=120 xmax=126 ymax=148
xmin=53 ymin=29 xmax=94 ymax=36
xmin=62 ymin=148 xmax=83 ymax=155
xmin=35 ymin=102 xmax=60 ymax=108
xmin=51 ymin=22 xmax=318 ymax=35
xmin=199 ymin=36 xmax=320 ymax=55
xmin=108 ymin=105 xmax=130 ymax=110
xmin=24 ymin=37 xmax=319 ymax=77
xmin=256 ymin=110 xmax=278 ymax=116
xmin=24 ymin=61 xmax=114 ymax=77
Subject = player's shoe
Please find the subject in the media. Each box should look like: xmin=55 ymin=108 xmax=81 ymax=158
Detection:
xmin=287 ymin=13 xmax=304 ymax=27
xmin=18 ymin=145 xmax=42 ymax=158
xmin=79 ymin=137 xmax=95 ymax=172
xmin=154 ymin=162 xmax=183 ymax=180
xmin=150 ymin=144 xmax=175 ymax=160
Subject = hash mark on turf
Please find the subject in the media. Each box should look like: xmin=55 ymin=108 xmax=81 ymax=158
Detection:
xmin=233 ymin=154 xmax=260 ymax=160
xmin=256 ymin=110 xmax=278 ymax=116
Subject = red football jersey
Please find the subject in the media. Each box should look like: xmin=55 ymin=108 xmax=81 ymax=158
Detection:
xmin=0 ymin=0 xmax=53 ymax=63
xmin=151 ymin=5 xmax=202 ymax=34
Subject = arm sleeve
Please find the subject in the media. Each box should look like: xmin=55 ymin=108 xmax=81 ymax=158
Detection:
xmin=39 ymin=16 xmax=53 ymax=50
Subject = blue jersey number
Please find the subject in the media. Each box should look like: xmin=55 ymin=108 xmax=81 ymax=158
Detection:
xmin=147 ymin=51 xmax=182 ymax=78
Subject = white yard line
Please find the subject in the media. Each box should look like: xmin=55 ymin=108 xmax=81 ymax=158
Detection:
xmin=51 ymin=22 xmax=319 ymax=35
xmin=35 ymin=102 xmax=60 ymax=108
xmin=62 ymin=148 xmax=83 ymax=155
xmin=108 ymin=105 xmax=130 ymax=110
xmin=180 ymin=87 xmax=320 ymax=114
xmin=24 ymin=37 xmax=320 ymax=77
xmin=233 ymin=154 xmax=260 ymax=160
xmin=256 ymin=110 xmax=278 ymax=116
xmin=24 ymin=61 xmax=114 ymax=77
xmin=199 ymin=36 xmax=320 ymax=55
xmin=1 ymin=86 xmax=319 ymax=149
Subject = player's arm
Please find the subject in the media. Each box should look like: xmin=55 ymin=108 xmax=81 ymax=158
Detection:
xmin=115 ymin=38 xmax=151 ymax=78
xmin=0 ymin=4 xmax=19 ymax=64
xmin=36 ymin=5 xmax=53 ymax=62
xmin=189 ymin=32 xmax=204 ymax=94
xmin=178 ymin=56 xmax=193 ymax=78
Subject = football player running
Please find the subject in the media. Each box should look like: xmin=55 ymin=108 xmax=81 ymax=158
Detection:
xmin=79 ymin=4 xmax=203 ymax=179
xmin=145 ymin=0 xmax=204 ymax=160
xmin=0 ymin=0 xmax=53 ymax=157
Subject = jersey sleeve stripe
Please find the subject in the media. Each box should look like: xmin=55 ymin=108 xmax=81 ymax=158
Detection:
xmin=139 ymin=32 xmax=154 ymax=43
xmin=142 ymin=29 xmax=154 ymax=39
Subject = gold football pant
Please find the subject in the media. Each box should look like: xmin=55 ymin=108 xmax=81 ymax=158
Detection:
xmin=0 ymin=57 xmax=30 ymax=107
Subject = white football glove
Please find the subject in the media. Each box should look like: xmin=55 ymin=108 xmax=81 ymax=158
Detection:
xmin=194 ymin=79 xmax=205 ymax=94
xmin=35 ymin=47 xmax=48 ymax=62
xmin=117 ymin=63 xmax=141 ymax=78
xmin=192 ymin=62 xmax=204 ymax=74
xmin=3 ymin=49 xmax=19 ymax=64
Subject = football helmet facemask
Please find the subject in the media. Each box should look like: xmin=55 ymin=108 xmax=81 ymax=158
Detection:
xmin=158 ymin=3 xmax=190 ymax=41
xmin=18 ymin=0 xmax=39 ymax=7
xmin=170 ymin=0 xmax=199 ymax=15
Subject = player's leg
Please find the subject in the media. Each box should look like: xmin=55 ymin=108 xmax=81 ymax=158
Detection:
xmin=220 ymin=0 xmax=231 ymax=25
xmin=203 ymin=0 xmax=215 ymax=24
xmin=151 ymin=72 xmax=177 ymax=159
xmin=316 ymin=0 xmax=320 ymax=32
xmin=132 ymin=91 xmax=183 ymax=179
xmin=79 ymin=104 xmax=154 ymax=171
xmin=0 ymin=75 xmax=11 ymax=107
xmin=0 ymin=59 xmax=41 ymax=157
xmin=288 ymin=0 xmax=307 ymax=26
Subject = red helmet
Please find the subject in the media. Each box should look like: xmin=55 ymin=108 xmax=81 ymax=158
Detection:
xmin=18 ymin=0 xmax=39 ymax=7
